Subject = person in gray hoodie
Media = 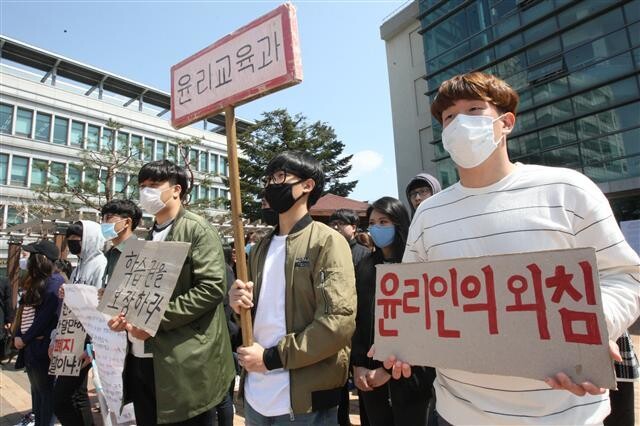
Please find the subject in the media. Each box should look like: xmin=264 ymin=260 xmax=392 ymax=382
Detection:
xmin=405 ymin=173 xmax=442 ymax=218
xmin=53 ymin=220 xmax=107 ymax=425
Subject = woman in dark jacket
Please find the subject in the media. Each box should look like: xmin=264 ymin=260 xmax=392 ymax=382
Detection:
xmin=351 ymin=197 xmax=436 ymax=426
xmin=14 ymin=240 xmax=64 ymax=426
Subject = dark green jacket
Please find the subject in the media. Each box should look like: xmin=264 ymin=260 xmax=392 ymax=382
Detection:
xmin=244 ymin=215 xmax=356 ymax=414
xmin=125 ymin=208 xmax=234 ymax=423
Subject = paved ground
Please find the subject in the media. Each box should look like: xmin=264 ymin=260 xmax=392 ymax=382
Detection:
xmin=2 ymin=337 xmax=639 ymax=425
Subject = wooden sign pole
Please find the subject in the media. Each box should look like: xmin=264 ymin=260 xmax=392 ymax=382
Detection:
xmin=224 ymin=105 xmax=254 ymax=347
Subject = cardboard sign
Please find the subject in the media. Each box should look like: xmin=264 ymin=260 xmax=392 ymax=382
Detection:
xmin=48 ymin=303 xmax=86 ymax=376
xmin=63 ymin=285 xmax=135 ymax=424
xmin=171 ymin=3 xmax=302 ymax=128
xmin=372 ymin=248 xmax=616 ymax=389
xmin=97 ymin=239 xmax=190 ymax=336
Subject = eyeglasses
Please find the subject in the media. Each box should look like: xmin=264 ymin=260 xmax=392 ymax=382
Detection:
xmin=262 ymin=170 xmax=288 ymax=187
xmin=329 ymin=220 xmax=348 ymax=229
xmin=408 ymin=188 xmax=432 ymax=200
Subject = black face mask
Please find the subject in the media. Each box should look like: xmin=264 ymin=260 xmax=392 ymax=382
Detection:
xmin=68 ymin=240 xmax=82 ymax=256
xmin=260 ymin=208 xmax=278 ymax=226
xmin=264 ymin=181 xmax=304 ymax=214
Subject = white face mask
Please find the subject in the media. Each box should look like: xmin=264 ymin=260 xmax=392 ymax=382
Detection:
xmin=139 ymin=186 xmax=172 ymax=215
xmin=19 ymin=257 xmax=28 ymax=270
xmin=442 ymin=113 xmax=507 ymax=169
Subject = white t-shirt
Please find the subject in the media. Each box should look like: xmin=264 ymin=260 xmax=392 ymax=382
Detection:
xmin=129 ymin=222 xmax=173 ymax=358
xmin=245 ymin=234 xmax=291 ymax=416
xmin=405 ymin=163 xmax=640 ymax=425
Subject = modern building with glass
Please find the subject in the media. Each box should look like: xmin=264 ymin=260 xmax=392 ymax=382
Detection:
xmin=0 ymin=35 xmax=253 ymax=273
xmin=382 ymin=0 xmax=639 ymax=223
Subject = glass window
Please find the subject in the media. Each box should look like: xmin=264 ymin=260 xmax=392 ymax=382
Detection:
xmin=535 ymin=99 xmax=573 ymax=127
xmin=493 ymin=13 xmax=519 ymax=38
xmin=130 ymin=135 xmax=143 ymax=158
xmin=68 ymin=165 xmax=82 ymax=188
xmin=515 ymin=111 xmax=536 ymax=133
xmin=31 ymin=159 xmax=48 ymax=188
xmin=435 ymin=158 xmax=458 ymax=188
xmin=543 ymin=144 xmax=581 ymax=168
xmin=572 ymin=77 xmax=639 ymax=116
xmin=209 ymin=187 xmax=219 ymax=201
xmin=219 ymin=157 xmax=228 ymax=176
xmin=85 ymin=169 xmax=98 ymax=190
xmin=15 ymin=108 xmax=33 ymax=137
xmin=0 ymin=154 xmax=8 ymax=185
xmin=200 ymin=152 xmax=208 ymax=171
xmin=189 ymin=149 xmax=198 ymax=170
xmin=87 ymin=125 xmax=100 ymax=151
xmin=167 ymin=143 xmax=177 ymax=162
xmin=0 ymin=103 xmax=13 ymax=134
xmin=7 ymin=207 xmax=24 ymax=227
xmin=625 ymin=0 xmax=640 ymax=23
xmin=102 ymin=128 xmax=114 ymax=151
xmin=526 ymin=37 xmax=561 ymax=65
xmin=584 ymin=154 xmax=640 ymax=183
xmin=495 ymin=33 xmax=524 ymax=59
xmin=523 ymin=16 xmax=557 ymax=44
xmin=630 ymin=22 xmax=640 ymax=48
xmin=156 ymin=141 xmax=166 ymax=160
xmin=53 ymin=117 xmax=69 ymax=145
xmin=558 ymin=0 xmax=610 ymax=28
xmin=70 ymin=121 xmax=85 ymax=147
xmin=35 ymin=112 xmax=52 ymax=142
xmin=50 ymin=162 xmax=66 ymax=186
xmin=568 ymin=52 xmax=634 ymax=92
xmin=210 ymin=153 xmax=218 ymax=173
xmin=521 ymin=0 xmax=554 ymax=22
xmin=562 ymin=8 xmax=624 ymax=51
xmin=565 ymin=29 xmax=629 ymax=72
xmin=115 ymin=173 xmax=127 ymax=194
xmin=117 ymin=132 xmax=129 ymax=154
xmin=143 ymin=138 xmax=154 ymax=161
xmin=10 ymin=156 xmax=29 ymax=187
xmin=520 ymin=133 xmax=540 ymax=155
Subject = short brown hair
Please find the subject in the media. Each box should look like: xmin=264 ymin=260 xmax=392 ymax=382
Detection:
xmin=430 ymin=72 xmax=519 ymax=124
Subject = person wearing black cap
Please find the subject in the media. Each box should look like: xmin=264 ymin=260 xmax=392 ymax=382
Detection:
xmin=405 ymin=173 xmax=442 ymax=218
xmin=14 ymin=240 xmax=64 ymax=426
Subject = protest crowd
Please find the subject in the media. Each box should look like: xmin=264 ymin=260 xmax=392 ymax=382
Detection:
xmin=2 ymin=72 xmax=639 ymax=426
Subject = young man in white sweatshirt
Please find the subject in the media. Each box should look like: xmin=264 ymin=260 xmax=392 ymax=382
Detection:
xmin=383 ymin=72 xmax=640 ymax=425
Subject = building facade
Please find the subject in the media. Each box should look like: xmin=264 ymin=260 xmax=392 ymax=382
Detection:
xmin=0 ymin=35 xmax=253 ymax=274
xmin=382 ymin=0 xmax=639 ymax=222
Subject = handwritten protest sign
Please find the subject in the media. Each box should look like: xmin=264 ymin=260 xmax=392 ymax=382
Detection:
xmin=171 ymin=3 xmax=302 ymax=128
xmin=63 ymin=285 xmax=135 ymax=424
xmin=372 ymin=248 xmax=616 ymax=389
xmin=97 ymin=239 xmax=190 ymax=336
xmin=48 ymin=304 xmax=86 ymax=376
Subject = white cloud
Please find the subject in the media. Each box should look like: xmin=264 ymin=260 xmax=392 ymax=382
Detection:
xmin=348 ymin=150 xmax=384 ymax=179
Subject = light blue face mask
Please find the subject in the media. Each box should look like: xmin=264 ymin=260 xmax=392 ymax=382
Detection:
xmin=101 ymin=219 xmax=126 ymax=241
xmin=368 ymin=224 xmax=395 ymax=248
xmin=245 ymin=243 xmax=253 ymax=255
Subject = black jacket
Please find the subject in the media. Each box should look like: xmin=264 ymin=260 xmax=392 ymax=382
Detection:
xmin=0 ymin=278 xmax=12 ymax=340
xmin=349 ymin=238 xmax=369 ymax=268
xmin=351 ymin=252 xmax=436 ymax=394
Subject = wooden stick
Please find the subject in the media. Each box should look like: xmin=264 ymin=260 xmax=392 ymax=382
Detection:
xmin=224 ymin=105 xmax=254 ymax=347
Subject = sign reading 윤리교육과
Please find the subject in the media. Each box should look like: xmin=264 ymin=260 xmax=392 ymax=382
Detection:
xmin=170 ymin=3 xmax=302 ymax=129
xmin=372 ymin=247 xmax=617 ymax=389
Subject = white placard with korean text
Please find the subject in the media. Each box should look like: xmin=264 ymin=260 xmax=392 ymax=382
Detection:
xmin=48 ymin=304 xmax=86 ymax=376
xmin=372 ymin=248 xmax=616 ymax=389
xmin=97 ymin=239 xmax=190 ymax=336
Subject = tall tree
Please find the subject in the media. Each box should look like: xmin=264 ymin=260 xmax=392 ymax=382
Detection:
xmin=237 ymin=109 xmax=356 ymax=221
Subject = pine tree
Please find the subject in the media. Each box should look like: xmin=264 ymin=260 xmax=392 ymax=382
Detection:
xmin=237 ymin=109 xmax=356 ymax=221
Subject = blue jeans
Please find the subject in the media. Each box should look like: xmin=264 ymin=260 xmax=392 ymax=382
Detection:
xmin=26 ymin=365 xmax=55 ymax=426
xmin=244 ymin=400 xmax=338 ymax=425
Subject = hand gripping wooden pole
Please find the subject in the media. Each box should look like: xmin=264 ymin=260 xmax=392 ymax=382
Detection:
xmin=224 ymin=105 xmax=254 ymax=347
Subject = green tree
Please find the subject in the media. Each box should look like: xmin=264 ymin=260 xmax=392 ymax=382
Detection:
xmin=237 ymin=108 xmax=356 ymax=220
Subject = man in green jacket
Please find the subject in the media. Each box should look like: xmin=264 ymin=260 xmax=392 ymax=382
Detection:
xmin=108 ymin=160 xmax=234 ymax=425
xmin=230 ymin=151 xmax=356 ymax=424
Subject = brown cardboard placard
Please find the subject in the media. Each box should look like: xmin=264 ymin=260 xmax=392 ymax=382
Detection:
xmin=372 ymin=248 xmax=616 ymax=389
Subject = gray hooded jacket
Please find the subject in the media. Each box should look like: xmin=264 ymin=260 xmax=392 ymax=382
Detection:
xmin=405 ymin=173 xmax=442 ymax=216
xmin=69 ymin=220 xmax=107 ymax=289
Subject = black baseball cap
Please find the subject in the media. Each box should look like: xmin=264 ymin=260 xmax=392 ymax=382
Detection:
xmin=22 ymin=240 xmax=60 ymax=262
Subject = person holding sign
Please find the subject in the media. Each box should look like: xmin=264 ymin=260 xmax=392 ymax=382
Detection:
xmin=14 ymin=240 xmax=64 ymax=426
xmin=108 ymin=160 xmax=235 ymax=425
xmin=229 ymin=151 xmax=357 ymax=424
xmin=380 ymin=72 xmax=640 ymax=425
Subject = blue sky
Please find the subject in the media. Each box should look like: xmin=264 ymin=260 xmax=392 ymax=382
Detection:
xmin=1 ymin=0 xmax=410 ymax=202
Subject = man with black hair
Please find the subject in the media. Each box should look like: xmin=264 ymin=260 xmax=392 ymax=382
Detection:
xmin=230 ymin=151 xmax=356 ymax=424
xmin=99 ymin=199 xmax=143 ymax=289
xmin=329 ymin=208 xmax=369 ymax=268
xmin=405 ymin=173 xmax=441 ymax=218
xmin=108 ymin=160 xmax=234 ymax=425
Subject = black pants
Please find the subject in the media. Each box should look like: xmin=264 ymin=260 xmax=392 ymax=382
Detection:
xmin=214 ymin=378 xmax=235 ymax=426
xmin=604 ymin=381 xmax=635 ymax=426
xmin=53 ymin=364 xmax=93 ymax=426
xmin=337 ymin=383 xmax=351 ymax=426
xmin=359 ymin=382 xmax=429 ymax=426
xmin=125 ymin=354 xmax=217 ymax=426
